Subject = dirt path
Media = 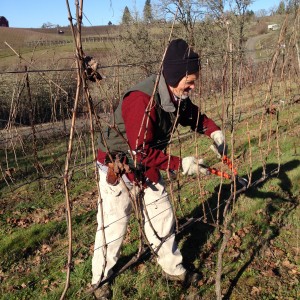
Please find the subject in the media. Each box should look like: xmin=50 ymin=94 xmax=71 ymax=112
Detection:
xmin=0 ymin=115 xmax=108 ymax=148
xmin=245 ymin=32 xmax=275 ymax=63
xmin=245 ymin=34 xmax=262 ymax=62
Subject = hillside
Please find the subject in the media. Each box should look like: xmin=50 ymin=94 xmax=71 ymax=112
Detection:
xmin=0 ymin=27 xmax=68 ymax=49
xmin=0 ymin=25 xmax=118 ymax=50
xmin=30 ymin=25 xmax=118 ymax=37
xmin=0 ymin=15 xmax=285 ymax=65
xmin=0 ymin=25 xmax=120 ymax=71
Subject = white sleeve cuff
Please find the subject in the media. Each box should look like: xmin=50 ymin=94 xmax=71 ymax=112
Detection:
xmin=210 ymin=130 xmax=224 ymax=146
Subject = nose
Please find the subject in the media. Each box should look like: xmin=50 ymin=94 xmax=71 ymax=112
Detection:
xmin=189 ymin=83 xmax=195 ymax=90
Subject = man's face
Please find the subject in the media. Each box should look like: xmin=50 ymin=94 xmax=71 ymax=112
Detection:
xmin=169 ymin=72 xmax=199 ymax=99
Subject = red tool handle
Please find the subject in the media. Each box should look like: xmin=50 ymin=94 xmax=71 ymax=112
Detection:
xmin=208 ymin=145 xmax=248 ymax=186
xmin=206 ymin=155 xmax=238 ymax=180
xmin=207 ymin=167 xmax=232 ymax=180
xmin=222 ymin=155 xmax=238 ymax=176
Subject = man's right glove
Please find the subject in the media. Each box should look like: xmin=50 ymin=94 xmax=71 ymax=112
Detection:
xmin=182 ymin=156 xmax=209 ymax=176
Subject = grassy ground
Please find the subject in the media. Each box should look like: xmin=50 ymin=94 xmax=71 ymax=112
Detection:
xmin=0 ymin=77 xmax=299 ymax=299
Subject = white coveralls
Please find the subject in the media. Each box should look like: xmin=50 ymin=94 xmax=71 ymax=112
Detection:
xmin=91 ymin=164 xmax=186 ymax=285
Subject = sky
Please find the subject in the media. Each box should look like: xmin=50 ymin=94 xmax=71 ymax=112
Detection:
xmin=1 ymin=0 xmax=282 ymax=29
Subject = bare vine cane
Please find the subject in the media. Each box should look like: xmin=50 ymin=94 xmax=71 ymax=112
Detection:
xmin=60 ymin=1 xmax=85 ymax=299
xmin=275 ymin=111 xmax=281 ymax=174
xmin=82 ymin=79 xmax=110 ymax=290
xmin=62 ymin=0 xmax=120 ymax=296
xmin=192 ymin=67 xmax=211 ymax=224
xmin=264 ymin=17 xmax=288 ymax=180
xmin=85 ymin=79 xmax=160 ymax=293
xmin=25 ymin=66 xmax=44 ymax=175
xmin=131 ymin=185 xmax=147 ymax=258
xmin=279 ymin=9 xmax=300 ymax=87
xmin=165 ymin=128 xmax=185 ymax=219
xmin=215 ymin=25 xmax=234 ymax=300
xmin=0 ymin=165 xmax=13 ymax=191
xmin=215 ymin=21 xmax=231 ymax=227
xmin=166 ymin=93 xmax=192 ymax=232
xmin=5 ymin=72 xmax=26 ymax=175
xmin=93 ymin=109 xmax=159 ymax=259
xmin=257 ymin=16 xmax=288 ymax=181
xmin=134 ymin=6 xmax=181 ymax=238
xmin=246 ymin=122 xmax=253 ymax=187
xmin=264 ymin=15 xmax=288 ymax=112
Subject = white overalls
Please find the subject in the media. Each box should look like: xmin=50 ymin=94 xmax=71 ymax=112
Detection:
xmin=91 ymin=165 xmax=186 ymax=285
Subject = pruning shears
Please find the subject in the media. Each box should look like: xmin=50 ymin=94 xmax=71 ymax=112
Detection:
xmin=205 ymin=144 xmax=248 ymax=187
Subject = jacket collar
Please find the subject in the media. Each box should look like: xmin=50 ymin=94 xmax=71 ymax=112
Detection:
xmin=158 ymin=74 xmax=176 ymax=113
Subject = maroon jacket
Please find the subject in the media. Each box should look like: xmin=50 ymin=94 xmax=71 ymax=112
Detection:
xmin=97 ymin=89 xmax=220 ymax=183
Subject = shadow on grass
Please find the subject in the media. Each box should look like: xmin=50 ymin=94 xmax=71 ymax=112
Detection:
xmin=178 ymin=159 xmax=299 ymax=297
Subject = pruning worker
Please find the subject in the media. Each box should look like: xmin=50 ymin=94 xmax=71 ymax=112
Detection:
xmin=91 ymin=38 xmax=227 ymax=299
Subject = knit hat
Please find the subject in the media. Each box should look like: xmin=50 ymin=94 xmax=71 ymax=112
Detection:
xmin=163 ymin=39 xmax=200 ymax=87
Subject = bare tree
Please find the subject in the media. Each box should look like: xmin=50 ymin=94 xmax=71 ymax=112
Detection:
xmin=231 ymin=0 xmax=253 ymax=57
xmin=256 ymin=9 xmax=268 ymax=18
xmin=205 ymin=0 xmax=226 ymax=19
xmin=158 ymin=0 xmax=206 ymax=45
xmin=117 ymin=22 xmax=165 ymax=75
xmin=207 ymin=0 xmax=252 ymax=60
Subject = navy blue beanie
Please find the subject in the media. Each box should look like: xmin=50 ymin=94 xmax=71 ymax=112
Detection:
xmin=163 ymin=39 xmax=200 ymax=87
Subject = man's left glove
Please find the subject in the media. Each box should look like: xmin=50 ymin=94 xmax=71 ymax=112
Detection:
xmin=210 ymin=130 xmax=227 ymax=158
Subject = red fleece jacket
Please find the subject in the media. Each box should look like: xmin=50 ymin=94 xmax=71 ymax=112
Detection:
xmin=97 ymin=91 xmax=220 ymax=183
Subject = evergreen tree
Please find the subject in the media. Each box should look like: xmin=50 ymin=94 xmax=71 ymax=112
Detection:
xmin=276 ymin=0 xmax=286 ymax=14
xmin=122 ymin=6 xmax=132 ymax=25
xmin=143 ymin=0 xmax=153 ymax=23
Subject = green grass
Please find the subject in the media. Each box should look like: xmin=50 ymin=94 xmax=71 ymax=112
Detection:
xmin=0 ymin=221 xmax=66 ymax=266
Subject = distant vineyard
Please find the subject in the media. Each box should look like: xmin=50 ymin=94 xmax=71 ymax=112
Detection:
xmin=0 ymin=25 xmax=118 ymax=50
xmin=25 ymin=36 xmax=119 ymax=47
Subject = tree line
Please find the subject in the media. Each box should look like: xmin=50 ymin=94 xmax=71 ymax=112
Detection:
xmin=121 ymin=0 xmax=300 ymax=25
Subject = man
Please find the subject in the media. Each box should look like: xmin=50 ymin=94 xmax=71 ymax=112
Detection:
xmin=92 ymin=38 xmax=226 ymax=299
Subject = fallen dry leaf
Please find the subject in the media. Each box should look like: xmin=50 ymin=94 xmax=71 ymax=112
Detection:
xmin=41 ymin=244 xmax=52 ymax=254
xmin=74 ymin=258 xmax=84 ymax=265
xmin=261 ymin=269 xmax=276 ymax=277
xmin=137 ymin=263 xmax=146 ymax=273
xmin=273 ymin=247 xmax=285 ymax=257
xmin=282 ymin=259 xmax=295 ymax=270
xmin=251 ymin=286 xmax=261 ymax=296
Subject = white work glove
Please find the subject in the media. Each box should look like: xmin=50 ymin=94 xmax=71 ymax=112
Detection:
xmin=210 ymin=130 xmax=227 ymax=157
xmin=182 ymin=156 xmax=209 ymax=176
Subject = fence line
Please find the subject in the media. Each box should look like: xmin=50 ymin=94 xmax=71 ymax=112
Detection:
xmin=25 ymin=36 xmax=119 ymax=47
